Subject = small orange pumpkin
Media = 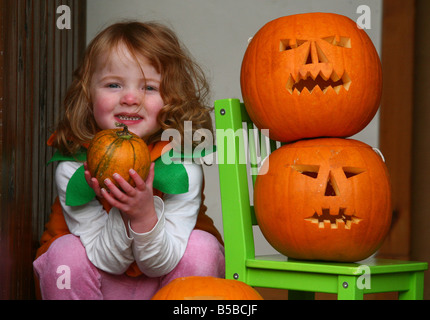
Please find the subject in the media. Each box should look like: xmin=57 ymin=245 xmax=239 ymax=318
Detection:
xmin=87 ymin=125 xmax=151 ymax=189
xmin=254 ymin=138 xmax=391 ymax=262
xmin=151 ymin=276 xmax=263 ymax=300
xmin=241 ymin=13 xmax=382 ymax=142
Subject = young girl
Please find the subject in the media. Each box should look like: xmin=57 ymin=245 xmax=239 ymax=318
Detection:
xmin=33 ymin=21 xmax=225 ymax=300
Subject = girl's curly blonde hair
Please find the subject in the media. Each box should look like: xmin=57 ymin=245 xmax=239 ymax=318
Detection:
xmin=54 ymin=21 xmax=212 ymax=155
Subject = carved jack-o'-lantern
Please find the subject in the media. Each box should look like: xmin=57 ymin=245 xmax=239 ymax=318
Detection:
xmin=254 ymin=138 xmax=392 ymax=262
xmin=241 ymin=13 xmax=382 ymax=142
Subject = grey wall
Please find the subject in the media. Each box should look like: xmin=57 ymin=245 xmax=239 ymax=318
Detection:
xmin=86 ymin=0 xmax=383 ymax=254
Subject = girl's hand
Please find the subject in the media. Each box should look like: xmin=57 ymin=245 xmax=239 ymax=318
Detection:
xmin=84 ymin=161 xmax=103 ymax=198
xmin=101 ymin=163 xmax=158 ymax=233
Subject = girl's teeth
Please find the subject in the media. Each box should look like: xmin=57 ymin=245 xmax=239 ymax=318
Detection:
xmin=118 ymin=115 xmax=141 ymax=121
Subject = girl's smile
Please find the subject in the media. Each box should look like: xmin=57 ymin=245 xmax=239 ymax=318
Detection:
xmin=90 ymin=43 xmax=164 ymax=142
xmin=115 ymin=113 xmax=144 ymax=126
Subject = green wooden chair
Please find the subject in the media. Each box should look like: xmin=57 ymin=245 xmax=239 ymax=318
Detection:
xmin=214 ymin=98 xmax=428 ymax=300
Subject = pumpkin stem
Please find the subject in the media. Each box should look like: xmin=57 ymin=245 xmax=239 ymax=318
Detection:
xmin=115 ymin=122 xmax=133 ymax=139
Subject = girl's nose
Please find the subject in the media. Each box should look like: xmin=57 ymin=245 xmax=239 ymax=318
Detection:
xmin=120 ymin=90 xmax=142 ymax=106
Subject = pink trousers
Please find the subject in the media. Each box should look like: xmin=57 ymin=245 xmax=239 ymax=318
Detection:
xmin=33 ymin=230 xmax=225 ymax=300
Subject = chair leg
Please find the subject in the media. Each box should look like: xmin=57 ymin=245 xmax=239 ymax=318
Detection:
xmin=337 ymin=276 xmax=364 ymax=300
xmin=288 ymin=290 xmax=315 ymax=300
xmin=398 ymin=272 xmax=424 ymax=300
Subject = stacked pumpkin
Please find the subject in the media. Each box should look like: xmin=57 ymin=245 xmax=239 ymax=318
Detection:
xmin=240 ymin=13 xmax=392 ymax=262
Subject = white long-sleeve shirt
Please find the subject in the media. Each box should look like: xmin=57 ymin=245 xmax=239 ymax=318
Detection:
xmin=55 ymin=160 xmax=203 ymax=277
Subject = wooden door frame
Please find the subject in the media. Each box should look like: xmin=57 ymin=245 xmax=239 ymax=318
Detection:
xmin=0 ymin=0 xmax=86 ymax=299
xmin=378 ymin=0 xmax=415 ymax=260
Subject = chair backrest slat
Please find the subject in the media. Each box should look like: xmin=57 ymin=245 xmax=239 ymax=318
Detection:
xmin=216 ymin=99 xmax=280 ymax=227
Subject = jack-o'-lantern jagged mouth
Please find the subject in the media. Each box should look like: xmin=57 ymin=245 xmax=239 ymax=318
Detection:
xmin=305 ymin=208 xmax=361 ymax=229
xmin=286 ymin=71 xmax=351 ymax=95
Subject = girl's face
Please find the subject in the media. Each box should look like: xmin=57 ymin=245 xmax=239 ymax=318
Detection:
xmin=90 ymin=44 xmax=164 ymax=142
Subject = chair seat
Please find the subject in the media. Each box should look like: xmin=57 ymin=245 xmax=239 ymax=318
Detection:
xmin=244 ymin=255 xmax=428 ymax=299
xmin=247 ymin=255 xmax=428 ymax=275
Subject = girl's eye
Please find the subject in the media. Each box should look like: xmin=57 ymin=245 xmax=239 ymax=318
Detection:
xmin=145 ymin=85 xmax=158 ymax=92
xmin=107 ymin=83 xmax=121 ymax=89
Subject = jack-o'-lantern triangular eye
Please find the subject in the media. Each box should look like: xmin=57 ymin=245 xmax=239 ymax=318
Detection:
xmin=322 ymin=36 xmax=351 ymax=48
xmin=342 ymin=167 xmax=365 ymax=178
xmin=280 ymin=39 xmax=307 ymax=51
xmin=291 ymin=164 xmax=319 ymax=179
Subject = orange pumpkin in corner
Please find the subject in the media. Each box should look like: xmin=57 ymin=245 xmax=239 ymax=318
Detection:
xmin=87 ymin=124 xmax=151 ymax=189
xmin=241 ymin=12 xmax=382 ymax=142
xmin=151 ymin=276 xmax=263 ymax=300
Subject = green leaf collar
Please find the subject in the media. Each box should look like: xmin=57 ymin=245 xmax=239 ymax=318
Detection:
xmin=48 ymin=146 xmax=215 ymax=207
